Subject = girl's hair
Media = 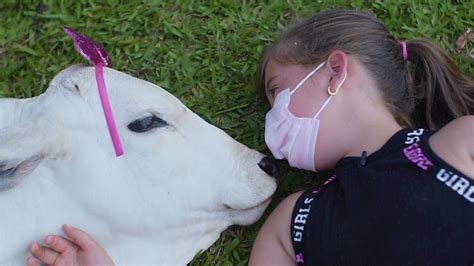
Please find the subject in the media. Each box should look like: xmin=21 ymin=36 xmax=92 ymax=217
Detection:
xmin=257 ymin=9 xmax=474 ymax=129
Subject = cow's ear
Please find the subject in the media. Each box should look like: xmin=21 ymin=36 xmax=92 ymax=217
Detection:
xmin=0 ymin=155 xmax=43 ymax=191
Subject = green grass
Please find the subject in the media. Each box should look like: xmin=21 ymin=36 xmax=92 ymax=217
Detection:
xmin=1 ymin=0 xmax=473 ymax=264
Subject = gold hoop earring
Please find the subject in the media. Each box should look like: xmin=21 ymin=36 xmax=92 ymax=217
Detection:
xmin=327 ymin=86 xmax=339 ymax=96
xmin=327 ymin=71 xmax=347 ymax=96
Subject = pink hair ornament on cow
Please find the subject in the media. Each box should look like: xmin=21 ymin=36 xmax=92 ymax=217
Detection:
xmin=63 ymin=27 xmax=124 ymax=157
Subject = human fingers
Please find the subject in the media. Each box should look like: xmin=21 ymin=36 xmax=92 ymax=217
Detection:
xmin=44 ymin=235 xmax=79 ymax=254
xmin=26 ymin=256 xmax=40 ymax=266
xmin=29 ymin=242 xmax=59 ymax=265
xmin=63 ymin=224 xmax=99 ymax=250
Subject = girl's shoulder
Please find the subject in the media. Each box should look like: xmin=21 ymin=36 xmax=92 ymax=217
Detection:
xmin=429 ymin=115 xmax=474 ymax=179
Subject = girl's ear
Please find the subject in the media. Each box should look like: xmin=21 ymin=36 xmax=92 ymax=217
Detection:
xmin=326 ymin=50 xmax=349 ymax=90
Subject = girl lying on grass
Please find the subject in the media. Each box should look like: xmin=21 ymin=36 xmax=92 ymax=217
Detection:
xmin=28 ymin=8 xmax=473 ymax=266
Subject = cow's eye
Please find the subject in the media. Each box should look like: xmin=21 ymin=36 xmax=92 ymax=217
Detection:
xmin=128 ymin=115 xmax=168 ymax=133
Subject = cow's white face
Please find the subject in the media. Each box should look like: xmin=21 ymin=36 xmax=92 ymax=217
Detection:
xmin=0 ymin=64 xmax=277 ymax=265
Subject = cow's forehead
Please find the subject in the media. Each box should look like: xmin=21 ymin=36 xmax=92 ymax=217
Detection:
xmin=51 ymin=65 xmax=185 ymax=116
xmin=101 ymin=68 xmax=187 ymax=116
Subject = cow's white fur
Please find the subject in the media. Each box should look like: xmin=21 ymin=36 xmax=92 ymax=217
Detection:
xmin=0 ymin=65 xmax=277 ymax=265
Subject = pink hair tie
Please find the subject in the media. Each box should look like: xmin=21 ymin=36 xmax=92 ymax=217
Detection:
xmin=400 ymin=41 xmax=408 ymax=61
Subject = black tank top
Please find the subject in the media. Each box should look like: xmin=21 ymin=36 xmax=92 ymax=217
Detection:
xmin=291 ymin=128 xmax=474 ymax=266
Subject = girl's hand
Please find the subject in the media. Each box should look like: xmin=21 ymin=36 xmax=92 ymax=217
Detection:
xmin=27 ymin=224 xmax=114 ymax=266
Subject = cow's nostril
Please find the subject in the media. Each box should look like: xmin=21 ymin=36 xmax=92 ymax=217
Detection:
xmin=258 ymin=157 xmax=278 ymax=178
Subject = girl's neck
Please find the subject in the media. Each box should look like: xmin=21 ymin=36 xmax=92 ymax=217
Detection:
xmin=342 ymin=60 xmax=403 ymax=159
xmin=344 ymin=102 xmax=403 ymax=158
xmin=346 ymin=121 xmax=402 ymax=158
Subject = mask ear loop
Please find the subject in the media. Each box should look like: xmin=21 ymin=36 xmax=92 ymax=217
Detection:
xmin=290 ymin=62 xmax=326 ymax=96
xmin=327 ymin=70 xmax=347 ymax=96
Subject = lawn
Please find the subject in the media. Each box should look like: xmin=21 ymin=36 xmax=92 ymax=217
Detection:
xmin=1 ymin=0 xmax=472 ymax=265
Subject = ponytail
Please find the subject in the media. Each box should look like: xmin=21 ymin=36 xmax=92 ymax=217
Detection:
xmin=405 ymin=39 xmax=474 ymax=130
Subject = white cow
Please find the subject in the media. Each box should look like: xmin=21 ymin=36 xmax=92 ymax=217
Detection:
xmin=0 ymin=64 xmax=277 ymax=265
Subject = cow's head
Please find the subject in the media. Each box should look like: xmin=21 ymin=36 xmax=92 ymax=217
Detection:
xmin=0 ymin=64 xmax=277 ymax=264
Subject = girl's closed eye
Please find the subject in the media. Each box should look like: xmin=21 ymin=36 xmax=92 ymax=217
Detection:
xmin=270 ymin=85 xmax=287 ymax=98
xmin=268 ymin=87 xmax=279 ymax=97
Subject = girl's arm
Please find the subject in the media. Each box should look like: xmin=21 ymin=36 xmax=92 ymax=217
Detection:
xmin=249 ymin=192 xmax=301 ymax=266
xmin=429 ymin=115 xmax=474 ymax=179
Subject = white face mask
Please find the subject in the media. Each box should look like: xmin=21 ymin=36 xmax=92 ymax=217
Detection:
xmin=264 ymin=62 xmax=347 ymax=171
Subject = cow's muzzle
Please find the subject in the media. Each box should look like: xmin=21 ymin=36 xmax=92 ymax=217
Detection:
xmin=258 ymin=157 xmax=278 ymax=178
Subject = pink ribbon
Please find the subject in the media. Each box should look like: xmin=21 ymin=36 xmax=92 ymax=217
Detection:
xmin=64 ymin=27 xmax=124 ymax=157
xmin=95 ymin=62 xmax=123 ymax=156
